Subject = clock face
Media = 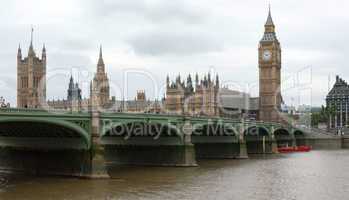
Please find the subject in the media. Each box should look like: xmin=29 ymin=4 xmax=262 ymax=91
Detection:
xmin=263 ymin=50 xmax=272 ymax=61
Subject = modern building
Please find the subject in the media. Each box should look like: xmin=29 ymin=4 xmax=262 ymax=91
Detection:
xmin=17 ymin=30 xmax=46 ymax=108
xmin=258 ymin=8 xmax=283 ymax=123
xmin=326 ymin=75 xmax=349 ymax=128
xmin=218 ymin=88 xmax=259 ymax=119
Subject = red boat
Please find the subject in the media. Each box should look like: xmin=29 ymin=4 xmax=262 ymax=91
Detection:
xmin=278 ymin=146 xmax=312 ymax=153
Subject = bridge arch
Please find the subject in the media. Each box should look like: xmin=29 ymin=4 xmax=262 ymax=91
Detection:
xmin=274 ymin=128 xmax=293 ymax=147
xmin=0 ymin=118 xmax=90 ymax=150
xmin=244 ymin=125 xmax=272 ymax=154
xmin=293 ymin=129 xmax=306 ymax=146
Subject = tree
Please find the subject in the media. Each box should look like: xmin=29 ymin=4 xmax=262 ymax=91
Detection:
xmin=311 ymin=105 xmax=337 ymax=127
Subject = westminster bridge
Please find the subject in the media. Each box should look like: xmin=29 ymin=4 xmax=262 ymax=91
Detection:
xmin=0 ymin=108 xmax=340 ymax=178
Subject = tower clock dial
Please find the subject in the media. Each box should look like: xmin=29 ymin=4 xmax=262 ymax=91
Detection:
xmin=263 ymin=50 xmax=272 ymax=61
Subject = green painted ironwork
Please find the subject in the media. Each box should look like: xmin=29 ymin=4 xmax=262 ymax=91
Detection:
xmin=0 ymin=108 xmax=305 ymax=150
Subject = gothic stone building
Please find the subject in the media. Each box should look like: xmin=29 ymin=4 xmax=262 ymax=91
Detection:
xmin=17 ymin=32 xmax=46 ymax=108
xmin=165 ymin=73 xmax=219 ymax=116
xmin=47 ymin=76 xmax=83 ymax=112
xmin=90 ymin=46 xmax=111 ymax=111
xmin=117 ymin=90 xmax=162 ymax=113
xmin=258 ymin=8 xmax=283 ymax=123
xmin=326 ymin=76 xmax=349 ymax=128
xmin=46 ymin=47 xmax=112 ymax=111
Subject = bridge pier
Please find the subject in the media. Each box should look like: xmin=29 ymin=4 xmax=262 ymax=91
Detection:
xmin=80 ymin=111 xmax=110 ymax=178
xmin=81 ymin=138 xmax=110 ymax=179
xmin=236 ymin=126 xmax=248 ymax=158
xmin=181 ymin=124 xmax=198 ymax=166
xmin=270 ymin=126 xmax=279 ymax=154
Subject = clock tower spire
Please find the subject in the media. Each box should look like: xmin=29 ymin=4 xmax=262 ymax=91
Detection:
xmin=258 ymin=7 xmax=282 ymax=123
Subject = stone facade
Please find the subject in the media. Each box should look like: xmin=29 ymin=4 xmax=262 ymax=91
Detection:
xmin=165 ymin=73 xmax=219 ymax=116
xmin=47 ymin=76 xmax=84 ymax=111
xmin=90 ymin=47 xmax=111 ymax=110
xmin=17 ymin=30 xmax=46 ymax=108
xmin=47 ymin=47 xmax=113 ymax=112
xmin=326 ymin=75 xmax=349 ymax=128
xmin=117 ymin=91 xmax=162 ymax=113
xmin=258 ymin=9 xmax=282 ymax=122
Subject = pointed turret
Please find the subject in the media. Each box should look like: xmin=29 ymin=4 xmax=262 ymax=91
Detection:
xmin=265 ymin=5 xmax=274 ymax=26
xmin=261 ymin=5 xmax=278 ymax=42
xmin=17 ymin=44 xmax=22 ymax=60
xmin=28 ymin=27 xmax=35 ymax=57
xmin=91 ymin=45 xmax=110 ymax=109
xmin=187 ymin=74 xmax=193 ymax=93
xmin=264 ymin=5 xmax=275 ymax=33
xmin=97 ymin=45 xmax=105 ymax=73
xmin=195 ymin=73 xmax=199 ymax=87
xmin=69 ymin=75 xmax=74 ymax=89
xmin=215 ymin=74 xmax=219 ymax=88
xmin=166 ymin=74 xmax=170 ymax=88
xmin=42 ymin=43 xmax=46 ymax=60
xmin=176 ymin=74 xmax=181 ymax=84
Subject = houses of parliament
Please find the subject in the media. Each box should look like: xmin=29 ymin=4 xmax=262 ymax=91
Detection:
xmin=15 ymin=9 xmax=282 ymax=122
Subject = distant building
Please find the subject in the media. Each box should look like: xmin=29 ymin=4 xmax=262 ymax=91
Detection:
xmin=90 ymin=46 xmax=112 ymax=110
xmin=17 ymin=29 xmax=46 ymax=108
xmin=47 ymin=47 xmax=114 ymax=112
xmin=218 ymin=88 xmax=259 ymax=119
xmin=47 ymin=76 xmax=83 ymax=111
xmin=326 ymin=75 xmax=349 ymax=128
xmin=165 ymin=73 xmax=219 ymax=116
xmin=164 ymin=74 xmax=259 ymax=118
xmin=117 ymin=90 xmax=162 ymax=113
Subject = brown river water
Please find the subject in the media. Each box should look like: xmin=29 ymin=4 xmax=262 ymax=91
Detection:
xmin=0 ymin=150 xmax=348 ymax=200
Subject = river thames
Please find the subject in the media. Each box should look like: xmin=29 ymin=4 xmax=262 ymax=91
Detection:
xmin=0 ymin=150 xmax=348 ymax=200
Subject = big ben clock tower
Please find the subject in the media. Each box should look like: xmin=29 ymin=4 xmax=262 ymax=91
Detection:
xmin=258 ymin=8 xmax=282 ymax=122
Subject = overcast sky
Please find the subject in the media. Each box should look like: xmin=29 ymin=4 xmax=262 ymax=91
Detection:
xmin=0 ymin=0 xmax=348 ymax=107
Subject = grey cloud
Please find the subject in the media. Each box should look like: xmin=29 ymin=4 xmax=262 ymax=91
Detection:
xmin=87 ymin=0 xmax=208 ymax=24
xmin=48 ymin=53 xmax=93 ymax=69
xmin=61 ymin=38 xmax=95 ymax=51
xmin=2 ymin=0 xmax=349 ymax=107
xmin=127 ymin=31 xmax=224 ymax=56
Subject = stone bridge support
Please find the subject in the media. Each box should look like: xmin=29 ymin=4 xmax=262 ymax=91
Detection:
xmin=270 ymin=126 xmax=279 ymax=153
xmin=81 ymin=111 xmax=110 ymax=178
xmin=180 ymin=121 xmax=198 ymax=166
xmin=238 ymin=125 xmax=248 ymax=159
xmin=291 ymin=128 xmax=297 ymax=147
